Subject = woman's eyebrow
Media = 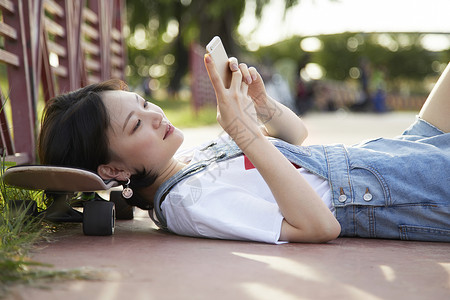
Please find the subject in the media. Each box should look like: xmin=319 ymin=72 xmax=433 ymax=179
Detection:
xmin=122 ymin=95 xmax=140 ymax=132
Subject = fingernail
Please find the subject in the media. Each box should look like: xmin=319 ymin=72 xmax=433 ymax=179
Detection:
xmin=205 ymin=54 xmax=211 ymax=63
xmin=251 ymin=73 xmax=258 ymax=81
xmin=246 ymin=76 xmax=252 ymax=84
xmin=231 ymin=63 xmax=239 ymax=71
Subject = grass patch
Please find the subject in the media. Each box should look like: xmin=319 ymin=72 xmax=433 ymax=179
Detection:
xmin=0 ymin=163 xmax=101 ymax=297
xmin=0 ymin=176 xmax=48 ymax=296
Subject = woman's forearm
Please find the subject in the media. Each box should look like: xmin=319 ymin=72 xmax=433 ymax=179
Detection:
xmin=260 ymin=96 xmax=308 ymax=145
xmin=241 ymin=135 xmax=341 ymax=243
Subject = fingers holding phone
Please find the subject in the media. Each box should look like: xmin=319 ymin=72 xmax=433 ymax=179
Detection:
xmin=206 ymin=36 xmax=232 ymax=88
xmin=204 ymin=39 xmax=260 ymax=140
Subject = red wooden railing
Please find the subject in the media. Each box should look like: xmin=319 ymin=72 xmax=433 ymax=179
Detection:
xmin=0 ymin=0 xmax=126 ymax=164
xmin=1 ymin=0 xmax=35 ymax=165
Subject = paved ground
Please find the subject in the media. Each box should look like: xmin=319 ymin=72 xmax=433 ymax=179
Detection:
xmin=181 ymin=110 xmax=420 ymax=148
xmin=8 ymin=111 xmax=450 ymax=300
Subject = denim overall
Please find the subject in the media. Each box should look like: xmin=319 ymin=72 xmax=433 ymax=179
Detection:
xmin=152 ymin=117 xmax=450 ymax=242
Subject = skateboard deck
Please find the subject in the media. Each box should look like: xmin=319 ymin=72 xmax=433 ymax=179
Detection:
xmin=3 ymin=165 xmax=118 ymax=192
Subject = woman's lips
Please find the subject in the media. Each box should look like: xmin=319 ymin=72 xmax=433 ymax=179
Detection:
xmin=163 ymin=123 xmax=174 ymax=140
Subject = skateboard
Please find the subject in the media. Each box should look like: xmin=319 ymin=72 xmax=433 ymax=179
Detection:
xmin=2 ymin=165 xmax=134 ymax=236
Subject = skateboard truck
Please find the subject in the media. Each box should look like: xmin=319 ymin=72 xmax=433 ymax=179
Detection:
xmin=43 ymin=192 xmax=84 ymax=223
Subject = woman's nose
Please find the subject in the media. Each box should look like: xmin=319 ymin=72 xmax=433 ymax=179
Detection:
xmin=151 ymin=111 xmax=163 ymax=129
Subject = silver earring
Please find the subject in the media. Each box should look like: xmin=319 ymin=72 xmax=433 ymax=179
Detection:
xmin=122 ymin=178 xmax=133 ymax=199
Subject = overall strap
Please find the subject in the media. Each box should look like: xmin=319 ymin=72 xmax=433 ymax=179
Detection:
xmin=152 ymin=161 xmax=210 ymax=230
xmin=151 ymin=138 xmax=242 ymax=230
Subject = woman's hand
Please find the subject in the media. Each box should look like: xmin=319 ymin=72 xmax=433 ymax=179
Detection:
xmin=204 ymin=54 xmax=263 ymax=150
xmin=205 ymin=54 xmax=308 ymax=146
xmin=236 ymin=62 xmax=278 ymax=124
xmin=232 ymin=60 xmax=309 ymax=146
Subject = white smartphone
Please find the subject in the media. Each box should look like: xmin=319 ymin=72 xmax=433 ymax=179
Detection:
xmin=206 ymin=36 xmax=231 ymax=88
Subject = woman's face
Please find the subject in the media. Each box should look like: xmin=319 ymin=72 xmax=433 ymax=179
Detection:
xmin=101 ymin=90 xmax=184 ymax=178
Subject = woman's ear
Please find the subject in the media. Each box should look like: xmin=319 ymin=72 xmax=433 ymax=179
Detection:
xmin=97 ymin=164 xmax=130 ymax=181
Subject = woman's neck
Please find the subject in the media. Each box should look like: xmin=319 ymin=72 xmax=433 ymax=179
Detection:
xmin=137 ymin=158 xmax=186 ymax=204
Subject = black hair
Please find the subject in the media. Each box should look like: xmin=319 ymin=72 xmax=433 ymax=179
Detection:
xmin=39 ymin=79 xmax=157 ymax=205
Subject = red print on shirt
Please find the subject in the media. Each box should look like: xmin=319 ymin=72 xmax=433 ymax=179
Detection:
xmin=243 ymin=155 xmax=300 ymax=170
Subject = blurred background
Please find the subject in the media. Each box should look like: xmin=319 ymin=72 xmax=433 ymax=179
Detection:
xmin=124 ymin=0 xmax=449 ymax=125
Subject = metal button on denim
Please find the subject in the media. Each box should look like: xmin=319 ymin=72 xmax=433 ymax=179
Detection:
xmin=363 ymin=193 xmax=372 ymax=201
xmin=338 ymin=187 xmax=347 ymax=202
xmin=363 ymin=188 xmax=373 ymax=201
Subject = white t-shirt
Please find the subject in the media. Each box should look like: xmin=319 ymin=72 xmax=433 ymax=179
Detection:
xmin=158 ymin=143 xmax=333 ymax=244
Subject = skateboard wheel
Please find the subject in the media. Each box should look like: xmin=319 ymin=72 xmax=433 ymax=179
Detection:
xmin=110 ymin=191 xmax=134 ymax=220
xmin=83 ymin=201 xmax=115 ymax=236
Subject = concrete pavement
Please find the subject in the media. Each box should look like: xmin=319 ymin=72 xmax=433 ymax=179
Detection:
xmin=180 ymin=111 xmax=419 ymax=148
xmin=15 ymin=218 xmax=450 ymax=300
xmin=8 ymin=111 xmax=450 ymax=300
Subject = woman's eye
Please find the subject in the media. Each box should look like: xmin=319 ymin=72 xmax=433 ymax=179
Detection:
xmin=133 ymin=119 xmax=141 ymax=132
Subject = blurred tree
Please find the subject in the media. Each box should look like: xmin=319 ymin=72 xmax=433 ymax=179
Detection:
xmin=254 ymin=32 xmax=447 ymax=93
xmin=125 ymin=0 xmax=300 ymax=92
xmin=125 ymin=1 xmax=446 ymax=96
xmin=315 ymin=32 xmax=442 ymax=86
